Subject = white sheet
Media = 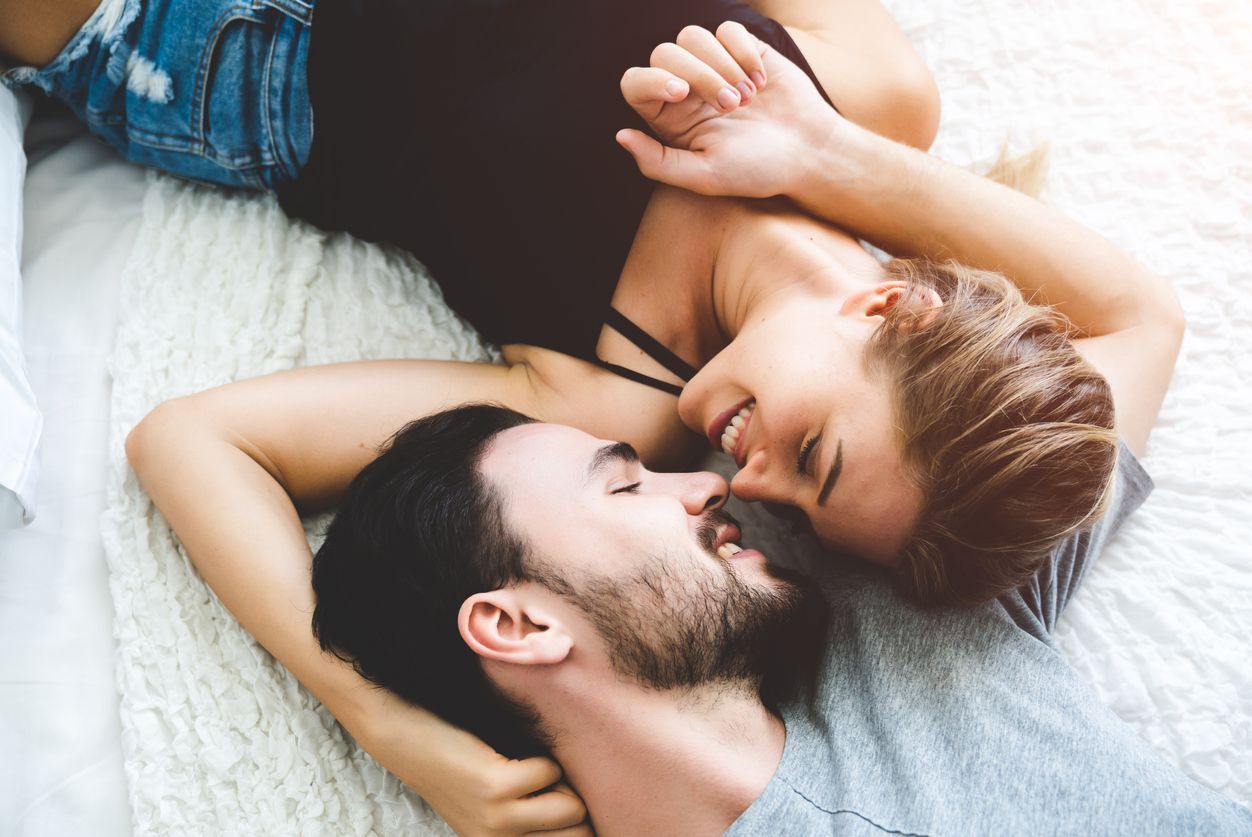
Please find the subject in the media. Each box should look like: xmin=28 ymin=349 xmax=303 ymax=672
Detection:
xmin=0 ymin=107 xmax=139 ymax=836
xmin=0 ymin=85 xmax=40 ymax=529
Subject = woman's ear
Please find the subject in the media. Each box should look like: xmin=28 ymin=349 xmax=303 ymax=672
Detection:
xmin=842 ymin=280 xmax=942 ymax=328
xmin=458 ymin=589 xmax=574 ymax=666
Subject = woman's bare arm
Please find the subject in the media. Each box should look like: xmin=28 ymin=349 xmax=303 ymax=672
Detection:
xmin=617 ymin=29 xmax=1183 ymax=455
xmin=746 ymin=0 xmax=940 ymax=149
xmin=791 ymin=118 xmax=1184 ymax=454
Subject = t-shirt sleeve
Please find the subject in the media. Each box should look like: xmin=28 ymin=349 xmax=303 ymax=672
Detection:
xmin=999 ymin=442 xmax=1154 ymax=639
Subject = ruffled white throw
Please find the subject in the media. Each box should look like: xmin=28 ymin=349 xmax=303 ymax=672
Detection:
xmin=102 ymin=0 xmax=1251 ymax=832
xmin=102 ymin=178 xmax=486 ymax=834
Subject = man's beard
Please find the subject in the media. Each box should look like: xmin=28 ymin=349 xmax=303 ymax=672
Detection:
xmin=558 ymin=511 xmax=829 ymax=705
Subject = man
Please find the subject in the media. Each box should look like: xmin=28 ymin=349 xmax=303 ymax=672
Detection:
xmin=310 ymin=404 xmax=1251 ymax=835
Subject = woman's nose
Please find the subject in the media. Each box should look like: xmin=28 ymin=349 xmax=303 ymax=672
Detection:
xmin=729 ymin=449 xmax=776 ymax=504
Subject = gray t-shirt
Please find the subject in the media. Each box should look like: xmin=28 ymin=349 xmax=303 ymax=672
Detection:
xmin=728 ymin=446 xmax=1252 ymax=835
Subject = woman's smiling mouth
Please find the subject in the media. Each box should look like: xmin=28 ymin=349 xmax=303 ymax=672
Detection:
xmin=710 ymin=400 xmax=756 ymax=465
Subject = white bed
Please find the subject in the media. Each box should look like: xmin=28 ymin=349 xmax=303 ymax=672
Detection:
xmin=0 ymin=104 xmax=138 ymax=836
xmin=1 ymin=0 xmax=1249 ymax=833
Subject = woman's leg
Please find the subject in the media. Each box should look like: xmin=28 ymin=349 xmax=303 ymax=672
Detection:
xmin=3 ymin=0 xmax=314 ymax=191
xmin=747 ymin=0 xmax=941 ymax=150
xmin=0 ymin=0 xmax=100 ymax=67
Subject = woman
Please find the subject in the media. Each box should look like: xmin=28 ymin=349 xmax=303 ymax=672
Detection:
xmin=1 ymin=0 xmax=1175 ymax=601
xmin=6 ymin=0 xmax=1182 ymax=832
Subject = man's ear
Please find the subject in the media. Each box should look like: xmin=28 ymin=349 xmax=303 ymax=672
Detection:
xmin=458 ymin=589 xmax=573 ymax=666
xmin=841 ymin=280 xmax=943 ymax=328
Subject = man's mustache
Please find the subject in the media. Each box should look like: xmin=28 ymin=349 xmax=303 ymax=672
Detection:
xmin=697 ymin=508 xmax=742 ymax=554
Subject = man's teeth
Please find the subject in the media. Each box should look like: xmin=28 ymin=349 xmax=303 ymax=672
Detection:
xmin=720 ymin=402 xmax=756 ymax=458
xmin=716 ymin=542 xmax=745 ymax=560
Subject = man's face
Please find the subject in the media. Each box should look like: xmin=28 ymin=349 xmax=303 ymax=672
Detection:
xmin=479 ymin=423 xmax=825 ymax=692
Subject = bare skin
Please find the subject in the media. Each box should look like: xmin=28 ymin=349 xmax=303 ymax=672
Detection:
xmin=0 ymin=0 xmax=100 ymax=67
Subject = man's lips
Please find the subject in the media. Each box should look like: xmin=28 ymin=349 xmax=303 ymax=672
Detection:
xmin=713 ymin=522 xmax=742 ymax=551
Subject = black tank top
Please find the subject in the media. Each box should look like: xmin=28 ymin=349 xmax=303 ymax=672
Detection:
xmin=279 ymin=0 xmax=831 ymax=379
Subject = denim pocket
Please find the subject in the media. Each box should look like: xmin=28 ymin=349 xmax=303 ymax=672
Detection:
xmin=15 ymin=0 xmax=309 ymax=190
xmin=196 ymin=10 xmax=278 ymax=177
xmin=110 ymin=0 xmax=289 ymax=188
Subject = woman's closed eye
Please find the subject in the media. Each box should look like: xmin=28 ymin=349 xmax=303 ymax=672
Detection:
xmin=796 ymin=434 xmax=820 ymax=476
xmin=612 ymin=482 xmax=642 ymax=495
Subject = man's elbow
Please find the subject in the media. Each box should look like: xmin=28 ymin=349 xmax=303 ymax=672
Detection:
xmin=125 ymin=397 xmax=196 ymax=480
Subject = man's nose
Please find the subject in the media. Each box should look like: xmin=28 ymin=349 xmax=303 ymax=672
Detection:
xmin=656 ymin=470 xmax=729 ymax=515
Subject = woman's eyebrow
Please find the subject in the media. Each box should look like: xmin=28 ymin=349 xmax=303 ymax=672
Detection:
xmin=817 ymin=439 xmax=844 ymax=506
xmin=585 ymin=442 xmax=640 ymax=485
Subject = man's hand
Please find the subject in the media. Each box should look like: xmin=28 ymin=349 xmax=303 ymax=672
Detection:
xmin=359 ymin=694 xmax=591 ymax=836
xmin=617 ymin=22 xmax=841 ymax=198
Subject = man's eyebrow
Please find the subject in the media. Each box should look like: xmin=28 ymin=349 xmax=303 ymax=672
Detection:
xmin=817 ymin=439 xmax=844 ymax=506
xmin=585 ymin=442 xmax=640 ymax=485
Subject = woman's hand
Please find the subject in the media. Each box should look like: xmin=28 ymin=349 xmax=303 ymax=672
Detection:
xmin=361 ymin=697 xmax=590 ymax=836
xmin=617 ymin=22 xmax=840 ymax=199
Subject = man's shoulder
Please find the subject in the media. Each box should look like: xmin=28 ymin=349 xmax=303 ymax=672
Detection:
xmin=726 ymin=765 xmax=911 ymax=836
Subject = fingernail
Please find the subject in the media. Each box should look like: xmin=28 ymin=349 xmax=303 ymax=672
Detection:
xmin=736 ymin=81 xmax=754 ymax=100
xmin=751 ymin=70 xmax=766 ymax=88
xmin=717 ymin=87 xmax=740 ymax=109
xmin=665 ymin=79 xmax=687 ymax=97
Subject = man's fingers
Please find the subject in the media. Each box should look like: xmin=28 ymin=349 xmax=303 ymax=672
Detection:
xmin=715 ymin=20 xmax=767 ymax=89
xmin=525 ymin=828 xmax=594 ymax=837
xmin=499 ymin=756 xmax=565 ymax=797
xmin=620 ymin=66 xmax=689 ymax=120
xmin=508 ymin=785 xmax=588 ymax=832
xmin=616 ymin=129 xmax=716 ymax=194
xmin=650 ymin=41 xmax=741 ymax=112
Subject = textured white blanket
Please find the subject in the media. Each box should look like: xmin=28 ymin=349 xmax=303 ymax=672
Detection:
xmin=103 ymin=0 xmax=1252 ymax=832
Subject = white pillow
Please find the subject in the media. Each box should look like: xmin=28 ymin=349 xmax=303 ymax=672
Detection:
xmin=0 ymin=85 xmax=39 ymax=529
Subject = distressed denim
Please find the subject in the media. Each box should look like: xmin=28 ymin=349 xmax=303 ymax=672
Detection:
xmin=2 ymin=0 xmax=314 ymax=189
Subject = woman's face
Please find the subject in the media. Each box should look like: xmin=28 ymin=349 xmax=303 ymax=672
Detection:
xmin=677 ymin=283 xmax=924 ymax=565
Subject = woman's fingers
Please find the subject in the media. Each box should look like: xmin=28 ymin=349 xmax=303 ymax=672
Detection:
xmin=714 ymin=20 xmax=767 ymax=90
xmin=650 ymin=41 xmax=742 ymax=112
xmin=620 ymin=66 xmax=690 ymax=120
xmin=616 ymin=128 xmax=717 ymax=194
xmin=676 ymin=24 xmax=757 ymax=103
xmin=623 ymin=24 xmax=769 ymax=121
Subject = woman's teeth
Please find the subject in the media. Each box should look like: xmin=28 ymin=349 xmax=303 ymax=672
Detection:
xmin=720 ymin=402 xmax=756 ymax=458
xmin=716 ymin=542 xmax=744 ymax=560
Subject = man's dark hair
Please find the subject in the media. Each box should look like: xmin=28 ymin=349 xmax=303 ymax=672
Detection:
xmin=310 ymin=403 xmax=546 ymax=758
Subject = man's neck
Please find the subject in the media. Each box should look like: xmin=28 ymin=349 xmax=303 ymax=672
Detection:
xmin=544 ymin=678 xmax=785 ymax=836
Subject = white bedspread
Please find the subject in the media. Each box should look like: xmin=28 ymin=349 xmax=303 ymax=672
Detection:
xmin=101 ymin=0 xmax=1251 ymax=832
xmin=0 ymin=114 xmax=139 ymax=837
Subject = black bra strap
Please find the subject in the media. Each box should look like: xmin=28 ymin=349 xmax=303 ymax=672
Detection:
xmin=604 ymin=308 xmax=699 ymax=382
xmin=595 ymin=360 xmax=685 ymax=397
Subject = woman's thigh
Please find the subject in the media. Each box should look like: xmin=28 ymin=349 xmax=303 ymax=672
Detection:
xmin=0 ymin=0 xmax=102 ymax=68
xmin=2 ymin=0 xmax=314 ymax=189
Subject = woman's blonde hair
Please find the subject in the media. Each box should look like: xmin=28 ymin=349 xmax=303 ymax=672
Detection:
xmin=865 ymin=257 xmax=1118 ymax=605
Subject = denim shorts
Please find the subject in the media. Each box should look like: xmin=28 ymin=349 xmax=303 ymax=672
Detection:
xmin=2 ymin=0 xmax=314 ymax=190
